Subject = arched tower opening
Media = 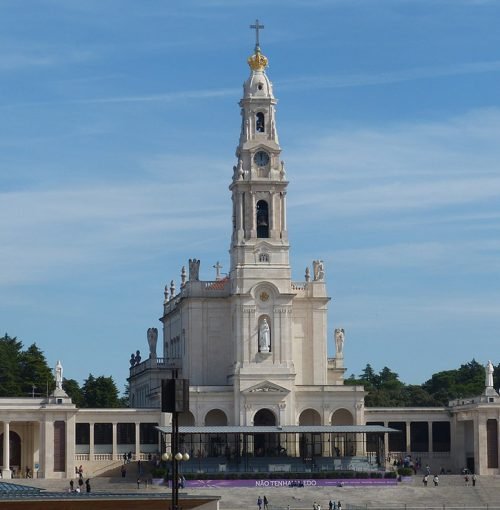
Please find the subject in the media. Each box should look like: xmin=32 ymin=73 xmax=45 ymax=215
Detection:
xmin=256 ymin=200 xmax=269 ymax=238
xmin=256 ymin=112 xmax=265 ymax=132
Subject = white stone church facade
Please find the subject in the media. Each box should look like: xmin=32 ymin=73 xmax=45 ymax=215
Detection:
xmin=128 ymin=41 xmax=360 ymax=432
xmin=1 ymin=35 xmax=500 ymax=479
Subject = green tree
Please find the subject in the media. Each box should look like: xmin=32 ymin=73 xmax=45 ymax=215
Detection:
xmin=422 ymin=359 xmax=485 ymax=405
xmin=118 ymin=382 xmax=130 ymax=408
xmin=81 ymin=374 xmax=121 ymax=408
xmin=19 ymin=343 xmax=54 ymax=397
xmin=0 ymin=334 xmax=23 ymax=396
xmin=361 ymin=364 xmax=379 ymax=388
xmin=63 ymin=378 xmax=84 ymax=407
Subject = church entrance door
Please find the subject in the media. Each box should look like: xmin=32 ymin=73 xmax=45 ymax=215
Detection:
xmin=253 ymin=409 xmax=277 ymax=456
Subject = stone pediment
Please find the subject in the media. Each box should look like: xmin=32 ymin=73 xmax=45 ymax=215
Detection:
xmin=253 ymin=241 xmax=275 ymax=252
xmin=243 ymin=381 xmax=290 ymax=394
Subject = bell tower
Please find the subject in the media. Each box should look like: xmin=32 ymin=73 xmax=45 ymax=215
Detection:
xmin=229 ymin=22 xmax=290 ymax=295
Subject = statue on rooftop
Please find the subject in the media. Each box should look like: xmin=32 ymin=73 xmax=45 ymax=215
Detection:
xmin=55 ymin=360 xmax=63 ymax=390
xmin=147 ymin=328 xmax=158 ymax=359
xmin=189 ymin=258 xmax=200 ymax=281
xmin=486 ymin=360 xmax=494 ymax=388
xmin=335 ymin=328 xmax=345 ymax=357
xmin=312 ymin=260 xmax=325 ymax=281
xmin=134 ymin=350 xmax=141 ymax=366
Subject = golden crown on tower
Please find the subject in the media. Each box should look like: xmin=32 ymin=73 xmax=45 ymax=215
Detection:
xmin=248 ymin=48 xmax=268 ymax=72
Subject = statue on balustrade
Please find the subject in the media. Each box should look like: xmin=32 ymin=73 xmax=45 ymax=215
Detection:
xmin=189 ymin=258 xmax=200 ymax=281
xmin=335 ymin=328 xmax=345 ymax=357
xmin=312 ymin=260 xmax=325 ymax=281
xmin=147 ymin=327 xmax=158 ymax=359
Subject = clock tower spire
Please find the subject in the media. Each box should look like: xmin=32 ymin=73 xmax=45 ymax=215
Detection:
xmin=229 ymin=28 xmax=290 ymax=294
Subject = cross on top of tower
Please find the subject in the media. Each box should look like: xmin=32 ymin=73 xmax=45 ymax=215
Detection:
xmin=250 ymin=19 xmax=264 ymax=50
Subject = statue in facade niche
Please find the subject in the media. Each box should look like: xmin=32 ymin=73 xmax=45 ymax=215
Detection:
xmin=312 ymin=260 xmax=325 ymax=281
xmin=259 ymin=318 xmax=270 ymax=353
xmin=335 ymin=328 xmax=345 ymax=357
xmin=55 ymin=360 xmax=63 ymax=390
xmin=189 ymin=258 xmax=200 ymax=281
xmin=486 ymin=360 xmax=494 ymax=388
xmin=147 ymin=328 xmax=158 ymax=359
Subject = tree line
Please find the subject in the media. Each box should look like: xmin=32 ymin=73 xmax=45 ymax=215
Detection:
xmin=345 ymin=360 xmax=500 ymax=407
xmin=0 ymin=334 xmax=126 ymax=407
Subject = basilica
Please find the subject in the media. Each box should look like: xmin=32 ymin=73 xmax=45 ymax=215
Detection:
xmin=1 ymin=30 xmax=499 ymax=480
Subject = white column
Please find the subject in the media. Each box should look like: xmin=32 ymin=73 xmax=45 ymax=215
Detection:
xmin=112 ymin=423 xmax=118 ymax=461
xmin=383 ymin=421 xmax=389 ymax=468
xmin=135 ymin=422 xmax=141 ymax=460
xmin=2 ymin=422 xmax=11 ymax=479
xmin=66 ymin=415 xmax=76 ymax=478
xmin=405 ymin=422 xmax=411 ymax=453
xmin=40 ymin=419 xmax=54 ymax=479
xmin=238 ymin=192 xmax=244 ymax=238
xmin=250 ymin=192 xmax=256 ymax=237
xmin=89 ymin=423 xmax=95 ymax=461
xmin=269 ymin=192 xmax=275 ymax=233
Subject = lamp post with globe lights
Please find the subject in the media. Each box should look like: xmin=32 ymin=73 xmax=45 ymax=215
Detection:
xmin=162 ymin=450 xmax=190 ymax=509
xmin=161 ymin=372 xmax=189 ymax=510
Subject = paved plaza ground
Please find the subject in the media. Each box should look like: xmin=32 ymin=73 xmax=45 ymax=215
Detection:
xmin=5 ymin=475 xmax=500 ymax=509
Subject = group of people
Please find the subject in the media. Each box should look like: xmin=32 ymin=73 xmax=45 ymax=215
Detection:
xmin=464 ymin=473 xmax=477 ymax=486
xmin=422 ymin=474 xmax=439 ymax=486
xmin=123 ymin=451 xmax=134 ymax=464
xmin=257 ymin=495 xmax=269 ymax=510
xmin=391 ymin=455 xmax=422 ymax=474
xmin=310 ymin=500 xmax=341 ymax=510
xmin=69 ymin=474 xmax=91 ymax=493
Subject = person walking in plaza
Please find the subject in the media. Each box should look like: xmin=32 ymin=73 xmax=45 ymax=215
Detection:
xmin=423 ymin=474 xmax=428 ymax=486
xmin=263 ymin=495 xmax=269 ymax=510
xmin=257 ymin=496 xmax=263 ymax=510
xmin=85 ymin=478 xmax=91 ymax=493
xmin=472 ymin=473 xmax=477 ymax=486
xmin=433 ymin=474 xmax=439 ymax=486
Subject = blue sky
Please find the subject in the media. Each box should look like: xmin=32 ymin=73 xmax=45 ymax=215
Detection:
xmin=1 ymin=0 xmax=499 ymax=393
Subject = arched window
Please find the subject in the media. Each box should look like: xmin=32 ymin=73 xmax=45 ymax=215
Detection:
xmin=256 ymin=112 xmax=265 ymax=133
xmin=256 ymin=200 xmax=269 ymax=238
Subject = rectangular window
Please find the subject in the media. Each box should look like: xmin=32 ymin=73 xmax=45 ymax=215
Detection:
xmin=118 ymin=423 xmax=135 ymax=445
xmin=140 ymin=423 xmax=159 ymax=445
xmin=94 ymin=423 xmax=112 ymax=445
xmin=76 ymin=423 xmax=90 ymax=445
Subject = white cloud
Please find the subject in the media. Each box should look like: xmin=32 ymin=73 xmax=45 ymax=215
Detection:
xmin=278 ymin=60 xmax=500 ymax=91
xmin=0 ymin=173 xmax=229 ymax=286
xmin=286 ymin=108 xmax=500 ymax=215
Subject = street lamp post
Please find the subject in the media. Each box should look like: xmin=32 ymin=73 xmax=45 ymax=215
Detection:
xmin=162 ymin=450 xmax=190 ymax=509
xmin=161 ymin=373 xmax=189 ymax=510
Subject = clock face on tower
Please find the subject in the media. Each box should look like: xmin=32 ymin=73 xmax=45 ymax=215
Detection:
xmin=254 ymin=150 xmax=270 ymax=167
